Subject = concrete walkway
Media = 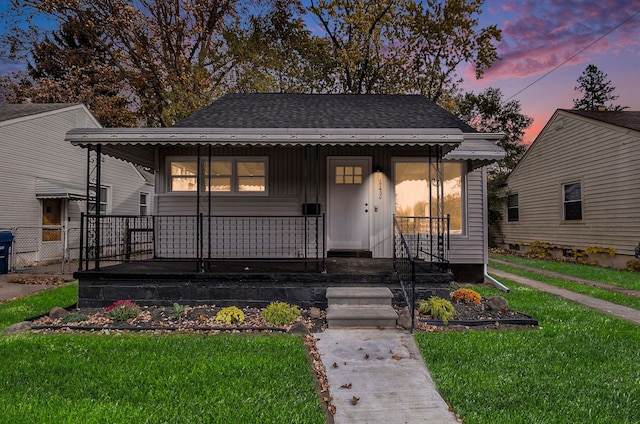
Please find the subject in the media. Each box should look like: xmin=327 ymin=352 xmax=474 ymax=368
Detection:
xmin=489 ymin=267 xmax=640 ymax=325
xmin=314 ymin=328 xmax=460 ymax=424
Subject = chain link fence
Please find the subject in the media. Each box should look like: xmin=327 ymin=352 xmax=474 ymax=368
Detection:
xmin=0 ymin=226 xmax=81 ymax=275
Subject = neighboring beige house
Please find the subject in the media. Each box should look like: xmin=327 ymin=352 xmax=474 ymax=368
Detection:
xmin=500 ymin=109 xmax=640 ymax=268
xmin=0 ymin=103 xmax=154 ymax=269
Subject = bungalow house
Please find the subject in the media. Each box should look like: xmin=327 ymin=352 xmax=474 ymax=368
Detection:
xmin=500 ymin=109 xmax=640 ymax=268
xmin=0 ymin=103 xmax=154 ymax=270
xmin=66 ymin=93 xmax=504 ymax=307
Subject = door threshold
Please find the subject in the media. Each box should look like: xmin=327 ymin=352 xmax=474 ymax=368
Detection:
xmin=327 ymin=249 xmax=373 ymax=258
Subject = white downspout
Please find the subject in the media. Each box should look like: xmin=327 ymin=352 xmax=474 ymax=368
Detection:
xmin=481 ymin=166 xmax=509 ymax=293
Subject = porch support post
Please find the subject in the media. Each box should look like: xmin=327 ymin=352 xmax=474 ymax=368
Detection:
xmin=304 ymin=146 xmax=308 ymax=268
xmin=316 ymin=145 xmax=323 ymax=271
xmin=207 ymin=144 xmax=212 ymax=266
xmin=95 ymin=144 xmax=102 ymax=271
xmin=196 ymin=144 xmax=204 ymax=272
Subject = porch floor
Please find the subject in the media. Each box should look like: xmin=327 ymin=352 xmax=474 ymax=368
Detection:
xmin=76 ymin=257 xmax=394 ymax=276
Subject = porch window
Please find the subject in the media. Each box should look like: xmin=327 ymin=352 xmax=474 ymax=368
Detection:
xmin=170 ymin=161 xmax=198 ymax=191
xmin=563 ymin=182 xmax=582 ymax=221
xmin=507 ymin=194 xmax=519 ymax=222
xmin=393 ymin=160 xmax=463 ymax=233
xmin=169 ymin=158 xmax=267 ymax=194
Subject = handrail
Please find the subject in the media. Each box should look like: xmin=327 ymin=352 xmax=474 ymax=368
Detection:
xmin=393 ymin=217 xmax=417 ymax=333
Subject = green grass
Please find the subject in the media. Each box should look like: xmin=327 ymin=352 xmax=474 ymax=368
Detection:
xmin=489 ymin=261 xmax=640 ymax=311
xmin=0 ymin=333 xmax=325 ymax=423
xmin=0 ymin=282 xmax=78 ymax=330
xmin=416 ymin=282 xmax=640 ymax=424
xmin=489 ymin=253 xmax=640 ymax=291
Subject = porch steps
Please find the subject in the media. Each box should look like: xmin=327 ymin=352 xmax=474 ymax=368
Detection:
xmin=326 ymin=287 xmax=398 ymax=328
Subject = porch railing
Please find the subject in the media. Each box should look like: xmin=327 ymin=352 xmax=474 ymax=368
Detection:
xmin=393 ymin=215 xmax=450 ymax=333
xmin=79 ymin=213 xmax=326 ymax=271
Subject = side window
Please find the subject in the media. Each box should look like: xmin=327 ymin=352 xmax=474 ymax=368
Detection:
xmin=139 ymin=193 xmax=149 ymax=215
xmin=507 ymin=194 xmax=519 ymax=222
xmin=563 ymin=182 xmax=582 ymax=221
xmin=89 ymin=185 xmax=109 ymax=215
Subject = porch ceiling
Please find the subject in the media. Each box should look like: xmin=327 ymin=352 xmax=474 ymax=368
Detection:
xmin=66 ymin=127 xmax=465 ymax=169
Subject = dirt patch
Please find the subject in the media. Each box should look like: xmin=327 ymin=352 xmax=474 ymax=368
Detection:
xmin=8 ymin=275 xmax=72 ymax=285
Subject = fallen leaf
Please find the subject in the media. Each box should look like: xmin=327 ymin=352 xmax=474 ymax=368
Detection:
xmin=332 ymin=362 xmax=339 ymax=368
xmin=352 ymin=396 xmax=360 ymax=405
xmin=323 ymin=396 xmax=333 ymax=402
xmin=364 ymin=353 xmax=369 ymax=359
xmin=340 ymin=383 xmax=352 ymax=389
xmin=377 ymin=356 xmax=385 ymax=360
xmin=392 ymin=355 xmax=402 ymax=360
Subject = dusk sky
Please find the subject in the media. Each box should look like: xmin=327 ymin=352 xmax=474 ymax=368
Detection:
xmin=463 ymin=0 xmax=640 ymax=143
xmin=1 ymin=0 xmax=639 ymax=143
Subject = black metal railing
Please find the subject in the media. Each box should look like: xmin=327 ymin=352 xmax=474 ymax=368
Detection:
xmin=392 ymin=215 xmax=450 ymax=333
xmin=79 ymin=213 xmax=325 ymax=271
xmin=393 ymin=215 xmax=450 ymax=266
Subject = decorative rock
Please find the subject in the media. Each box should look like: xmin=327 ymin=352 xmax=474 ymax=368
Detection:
xmin=49 ymin=307 xmax=69 ymax=320
xmin=396 ymin=307 xmax=415 ymax=330
xmin=3 ymin=321 xmax=32 ymax=335
xmin=288 ymin=320 xmax=310 ymax=335
xmin=486 ymin=296 xmax=509 ymax=313
xmin=308 ymin=307 xmax=322 ymax=320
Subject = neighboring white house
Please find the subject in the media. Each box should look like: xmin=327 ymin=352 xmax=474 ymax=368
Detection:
xmin=0 ymin=103 xmax=154 ymax=269
xmin=500 ymin=109 xmax=640 ymax=268
xmin=67 ymin=94 xmax=504 ymax=283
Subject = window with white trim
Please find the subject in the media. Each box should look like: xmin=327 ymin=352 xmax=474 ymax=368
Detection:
xmin=507 ymin=194 xmax=519 ymax=222
xmin=563 ymin=182 xmax=582 ymax=221
xmin=89 ymin=185 xmax=109 ymax=215
xmin=168 ymin=157 xmax=267 ymax=194
xmin=139 ymin=192 xmax=149 ymax=215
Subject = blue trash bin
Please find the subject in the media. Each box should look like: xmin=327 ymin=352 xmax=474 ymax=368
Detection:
xmin=0 ymin=231 xmax=14 ymax=274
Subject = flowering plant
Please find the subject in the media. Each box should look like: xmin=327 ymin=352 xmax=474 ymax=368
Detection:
xmin=106 ymin=300 xmax=140 ymax=321
xmin=451 ymin=288 xmax=482 ymax=305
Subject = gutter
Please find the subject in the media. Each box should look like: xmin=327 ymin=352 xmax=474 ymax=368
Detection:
xmin=484 ymin=263 xmax=510 ymax=293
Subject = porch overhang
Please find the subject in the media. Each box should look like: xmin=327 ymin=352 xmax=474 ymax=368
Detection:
xmin=444 ymin=133 xmax=505 ymax=170
xmin=66 ymin=127 xmax=464 ymax=169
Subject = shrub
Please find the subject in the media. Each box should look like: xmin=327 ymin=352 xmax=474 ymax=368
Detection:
xmin=525 ymin=241 xmax=550 ymax=259
xmin=261 ymin=302 xmax=301 ymax=326
xmin=451 ymin=288 xmax=482 ymax=305
xmin=418 ymin=297 xmax=455 ymax=324
xmin=106 ymin=300 xmax=140 ymax=322
xmin=60 ymin=312 xmax=89 ymax=323
xmin=171 ymin=303 xmax=186 ymax=320
xmin=215 ymin=306 xmax=245 ymax=324
xmin=626 ymin=259 xmax=640 ymax=272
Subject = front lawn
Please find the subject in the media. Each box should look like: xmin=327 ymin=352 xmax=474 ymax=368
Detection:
xmin=0 ymin=333 xmax=325 ymax=423
xmin=0 ymin=282 xmax=78 ymax=330
xmin=416 ymin=282 xmax=640 ymax=424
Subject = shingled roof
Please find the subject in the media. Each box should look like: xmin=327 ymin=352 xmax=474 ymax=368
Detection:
xmin=565 ymin=109 xmax=640 ymax=132
xmin=0 ymin=103 xmax=78 ymax=124
xmin=173 ymin=93 xmax=477 ymax=132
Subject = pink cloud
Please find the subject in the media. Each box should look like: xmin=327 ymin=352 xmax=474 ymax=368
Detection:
xmin=479 ymin=0 xmax=640 ymax=81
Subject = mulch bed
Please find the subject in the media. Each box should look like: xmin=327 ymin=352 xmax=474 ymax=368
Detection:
xmin=29 ymin=297 xmax=536 ymax=334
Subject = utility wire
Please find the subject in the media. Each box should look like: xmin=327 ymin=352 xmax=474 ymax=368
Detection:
xmin=504 ymin=9 xmax=640 ymax=103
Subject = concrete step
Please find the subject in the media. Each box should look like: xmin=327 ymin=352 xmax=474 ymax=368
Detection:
xmin=326 ymin=286 xmax=393 ymax=306
xmin=326 ymin=287 xmax=397 ymax=328
xmin=326 ymin=305 xmax=398 ymax=328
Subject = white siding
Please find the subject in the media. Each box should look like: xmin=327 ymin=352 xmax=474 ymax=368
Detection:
xmin=503 ymin=111 xmax=640 ymax=255
xmin=0 ymin=105 xmax=154 ymax=264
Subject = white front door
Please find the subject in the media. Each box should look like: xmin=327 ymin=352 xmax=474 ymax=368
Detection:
xmin=327 ymin=157 xmax=371 ymax=250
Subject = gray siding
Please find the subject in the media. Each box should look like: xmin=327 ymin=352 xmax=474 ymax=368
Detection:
xmin=503 ymin=111 xmax=640 ymax=255
xmin=449 ymin=168 xmax=486 ymax=265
